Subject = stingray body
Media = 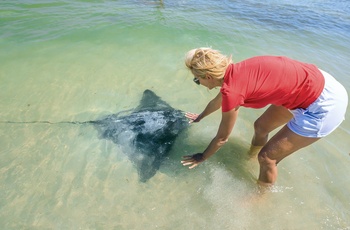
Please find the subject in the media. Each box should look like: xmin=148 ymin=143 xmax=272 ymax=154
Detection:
xmin=92 ymin=90 xmax=189 ymax=182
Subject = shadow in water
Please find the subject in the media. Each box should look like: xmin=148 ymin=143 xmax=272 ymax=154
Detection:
xmin=164 ymin=134 xmax=258 ymax=185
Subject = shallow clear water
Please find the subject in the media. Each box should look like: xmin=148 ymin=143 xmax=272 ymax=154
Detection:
xmin=0 ymin=0 xmax=350 ymax=229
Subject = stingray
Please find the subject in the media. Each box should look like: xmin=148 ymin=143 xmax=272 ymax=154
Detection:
xmin=91 ymin=89 xmax=189 ymax=182
xmin=1 ymin=90 xmax=189 ymax=182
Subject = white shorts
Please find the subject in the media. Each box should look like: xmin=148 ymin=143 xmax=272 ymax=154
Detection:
xmin=287 ymin=69 xmax=348 ymax=138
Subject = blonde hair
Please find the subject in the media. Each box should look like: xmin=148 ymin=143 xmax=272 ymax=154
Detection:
xmin=185 ymin=47 xmax=232 ymax=80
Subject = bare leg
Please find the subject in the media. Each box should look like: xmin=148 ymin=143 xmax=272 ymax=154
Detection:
xmin=251 ymin=105 xmax=293 ymax=146
xmin=250 ymin=105 xmax=319 ymax=185
xmin=257 ymin=125 xmax=320 ymax=185
xmin=248 ymin=105 xmax=293 ymax=157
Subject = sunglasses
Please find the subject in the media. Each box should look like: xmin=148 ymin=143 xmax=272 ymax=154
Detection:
xmin=193 ymin=77 xmax=200 ymax=85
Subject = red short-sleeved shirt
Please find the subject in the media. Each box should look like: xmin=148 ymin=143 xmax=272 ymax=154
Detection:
xmin=220 ymin=56 xmax=325 ymax=112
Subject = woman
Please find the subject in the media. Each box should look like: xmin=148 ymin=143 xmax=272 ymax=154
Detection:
xmin=181 ymin=47 xmax=348 ymax=186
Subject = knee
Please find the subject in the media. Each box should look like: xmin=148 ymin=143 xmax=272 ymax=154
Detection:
xmin=253 ymin=119 xmax=269 ymax=136
xmin=257 ymin=151 xmax=276 ymax=167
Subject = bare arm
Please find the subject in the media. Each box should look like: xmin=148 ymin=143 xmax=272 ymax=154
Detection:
xmin=182 ymin=106 xmax=240 ymax=169
xmin=186 ymin=92 xmax=222 ymax=122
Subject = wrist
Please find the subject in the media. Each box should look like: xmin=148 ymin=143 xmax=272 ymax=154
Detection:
xmin=200 ymin=153 xmax=208 ymax=161
xmin=196 ymin=113 xmax=203 ymax=121
xmin=193 ymin=153 xmax=205 ymax=162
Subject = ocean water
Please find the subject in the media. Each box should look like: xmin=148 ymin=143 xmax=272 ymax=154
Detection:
xmin=0 ymin=0 xmax=349 ymax=229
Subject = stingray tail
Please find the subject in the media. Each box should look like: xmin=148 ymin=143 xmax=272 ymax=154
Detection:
xmin=0 ymin=120 xmax=94 ymax=125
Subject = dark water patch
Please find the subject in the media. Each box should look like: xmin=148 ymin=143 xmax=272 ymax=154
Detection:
xmin=218 ymin=0 xmax=350 ymax=35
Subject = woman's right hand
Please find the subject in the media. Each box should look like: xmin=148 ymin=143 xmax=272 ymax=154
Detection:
xmin=185 ymin=112 xmax=201 ymax=123
xmin=181 ymin=153 xmax=205 ymax=169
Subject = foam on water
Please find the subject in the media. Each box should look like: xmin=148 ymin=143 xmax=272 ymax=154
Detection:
xmin=203 ymin=166 xmax=255 ymax=229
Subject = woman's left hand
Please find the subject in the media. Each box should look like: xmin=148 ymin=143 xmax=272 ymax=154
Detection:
xmin=185 ymin=112 xmax=201 ymax=123
xmin=181 ymin=153 xmax=205 ymax=169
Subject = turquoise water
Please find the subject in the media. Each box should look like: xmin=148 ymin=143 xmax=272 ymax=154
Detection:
xmin=1 ymin=0 xmax=349 ymax=229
